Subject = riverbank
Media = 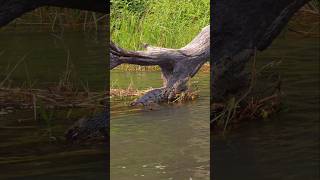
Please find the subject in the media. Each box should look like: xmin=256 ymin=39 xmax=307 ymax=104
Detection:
xmin=213 ymin=33 xmax=319 ymax=180
xmin=113 ymin=63 xmax=210 ymax=72
xmin=212 ymin=5 xmax=319 ymax=130
xmin=111 ymin=0 xmax=210 ymax=50
xmin=1 ymin=7 xmax=106 ymax=32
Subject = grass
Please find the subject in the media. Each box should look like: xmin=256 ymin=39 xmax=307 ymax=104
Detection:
xmin=0 ymin=52 xmax=105 ymax=117
xmin=111 ymin=0 xmax=210 ymax=71
xmin=111 ymin=0 xmax=210 ymax=50
xmin=110 ymin=85 xmax=200 ymax=107
xmin=110 ymin=0 xmax=210 ymax=105
xmin=309 ymin=0 xmax=320 ymax=11
xmin=2 ymin=7 xmax=106 ymax=32
xmin=114 ymin=62 xmax=210 ymax=72
xmin=211 ymin=51 xmax=284 ymax=131
xmin=212 ymin=3 xmax=320 ymax=131
xmin=282 ymin=1 xmax=320 ymax=37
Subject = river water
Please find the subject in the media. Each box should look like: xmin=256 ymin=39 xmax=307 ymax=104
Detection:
xmin=213 ymin=35 xmax=319 ymax=179
xmin=0 ymin=31 xmax=108 ymax=179
xmin=110 ymin=71 xmax=210 ymax=180
xmin=0 ymin=31 xmax=318 ymax=180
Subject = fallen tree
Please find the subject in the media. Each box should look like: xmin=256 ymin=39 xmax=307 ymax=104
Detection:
xmin=110 ymin=0 xmax=311 ymax=106
xmin=110 ymin=26 xmax=210 ymax=105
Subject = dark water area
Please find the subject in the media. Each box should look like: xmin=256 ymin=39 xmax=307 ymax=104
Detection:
xmin=0 ymin=31 xmax=108 ymax=179
xmin=110 ymin=71 xmax=210 ymax=180
xmin=213 ymin=35 xmax=319 ymax=179
xmin=0 ymin=31 xmax=106 ymax=90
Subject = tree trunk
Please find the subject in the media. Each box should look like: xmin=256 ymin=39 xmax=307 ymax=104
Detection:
xmin=110 ymin=25 xmax=210 ymax=105
xmin=211 ymin=0 xmax=310 ymax=102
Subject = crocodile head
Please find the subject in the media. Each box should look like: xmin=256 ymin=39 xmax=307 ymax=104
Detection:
xmin=65 ymin=112 xmax=109 ymax=142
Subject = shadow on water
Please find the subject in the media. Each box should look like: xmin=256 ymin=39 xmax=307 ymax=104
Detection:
xmin=213 ymin=35 xmax=319 ymax=179
xmin=110 ymin=71 xmax=210 ymax=180
xmin=0 ymin=31 xmax=108 ymax=179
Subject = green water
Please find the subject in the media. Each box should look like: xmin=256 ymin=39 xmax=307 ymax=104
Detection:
xmin=0 ymin=31 xmax=106 ymax=90
xmin=110 ymin=71 xmax=210 ymax=180
xmin=0 ymin=31 xmax=108 ymax=179
xmin=213 ymin=35 xmax=319 ymax=179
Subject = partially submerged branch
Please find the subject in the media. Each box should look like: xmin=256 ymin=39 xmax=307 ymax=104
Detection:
xmin=110 ymin=25 xmax=210 ymax=105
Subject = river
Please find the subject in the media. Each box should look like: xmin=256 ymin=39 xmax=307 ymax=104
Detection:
xmin=0 ymin=31 xmax=317 ymax=180
xmin=0 ymin=31 xmax=108 ymax=179
xmin=213 ymin=35 xmax=319 ymax=179
xmin=110 ymin=71 xmax=210 ymax=180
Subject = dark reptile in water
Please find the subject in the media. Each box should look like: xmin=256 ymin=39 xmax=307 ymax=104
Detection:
xmin=64 ymin=86 xmax=186 ymax=141
xmin=65 ymin=86 xmax=174 ymax=141
xmin=65 ymin=89 xmax=167 ymax=141
xmin=65 ymin=111 xmax=109 ymax=142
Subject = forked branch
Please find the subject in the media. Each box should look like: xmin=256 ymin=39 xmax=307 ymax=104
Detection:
xmin=110 ymin=25 xmax=210 ymax=105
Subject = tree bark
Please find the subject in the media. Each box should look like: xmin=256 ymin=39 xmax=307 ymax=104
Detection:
xmin=211 ymin=0 xmax=310 ymax=102
xmin=111 ymin=25 xmax=210 ymax=105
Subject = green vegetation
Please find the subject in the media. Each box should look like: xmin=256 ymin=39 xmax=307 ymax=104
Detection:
xmin=2 ymin=7 xmax=106 ymax=31
xmin=110 ymin=0 xmax=210 ymax=71
xmin=309 ymin=0 xmax=320 ymax=10
xmin=111 ymin=0 xmax=210 ymax=50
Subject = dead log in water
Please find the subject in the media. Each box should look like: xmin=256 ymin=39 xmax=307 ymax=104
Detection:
xmin=110 ymin=25 xmax=210 ymax=105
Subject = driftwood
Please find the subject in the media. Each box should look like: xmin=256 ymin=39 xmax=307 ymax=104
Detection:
xmin=110 ymin=25 xmax=210 ymax=105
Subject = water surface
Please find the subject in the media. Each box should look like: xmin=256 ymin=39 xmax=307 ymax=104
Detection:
xmin=111 ymin=71 xmax=210 ymax=180
xmin=213 ymin=35 xmax=319 ymax=179
xmin=0 ymin=31 xmax=108 ymax=179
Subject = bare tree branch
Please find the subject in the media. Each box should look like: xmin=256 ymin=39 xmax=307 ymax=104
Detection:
xmin=111 ymin=25 xmax=210 ymax=105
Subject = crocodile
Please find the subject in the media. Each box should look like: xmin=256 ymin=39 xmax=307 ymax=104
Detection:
xmin=65 ymin=111 xmax=109 ymax=142
xmin=131 ymin=88 xmax=169 ymax=106
xmin=65 ymin=89 xmax=169 ymax=141
xmin=64 ymin=88 xmax=175 ymax=141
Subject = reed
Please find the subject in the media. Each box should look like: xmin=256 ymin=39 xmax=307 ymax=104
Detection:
xmin=2 ymin=7 xmax=106 ymax=31
xmin=212 ymin=53 xmax=283 ymax=131
xmin=111 ymin=0 xmax=210 ymax=50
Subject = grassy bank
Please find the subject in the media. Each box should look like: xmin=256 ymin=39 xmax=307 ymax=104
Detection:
xmin=114 ymin=63 xmax=210 ymax=72
xmin=111 ymin=0 xmax=210 ymax=71
xmin=2 ymin=7 xmax=106 ymax=32
xmin=111 ymin=0 xmax=210 ymax=50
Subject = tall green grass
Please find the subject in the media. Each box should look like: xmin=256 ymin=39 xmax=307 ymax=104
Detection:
xmin=3 ymin=7 xmax=106 ymax=32
xmin=309 ymin=0 xmax=320 ymax=11
xmin=111 ymin=0 xmax=210 ymax=50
